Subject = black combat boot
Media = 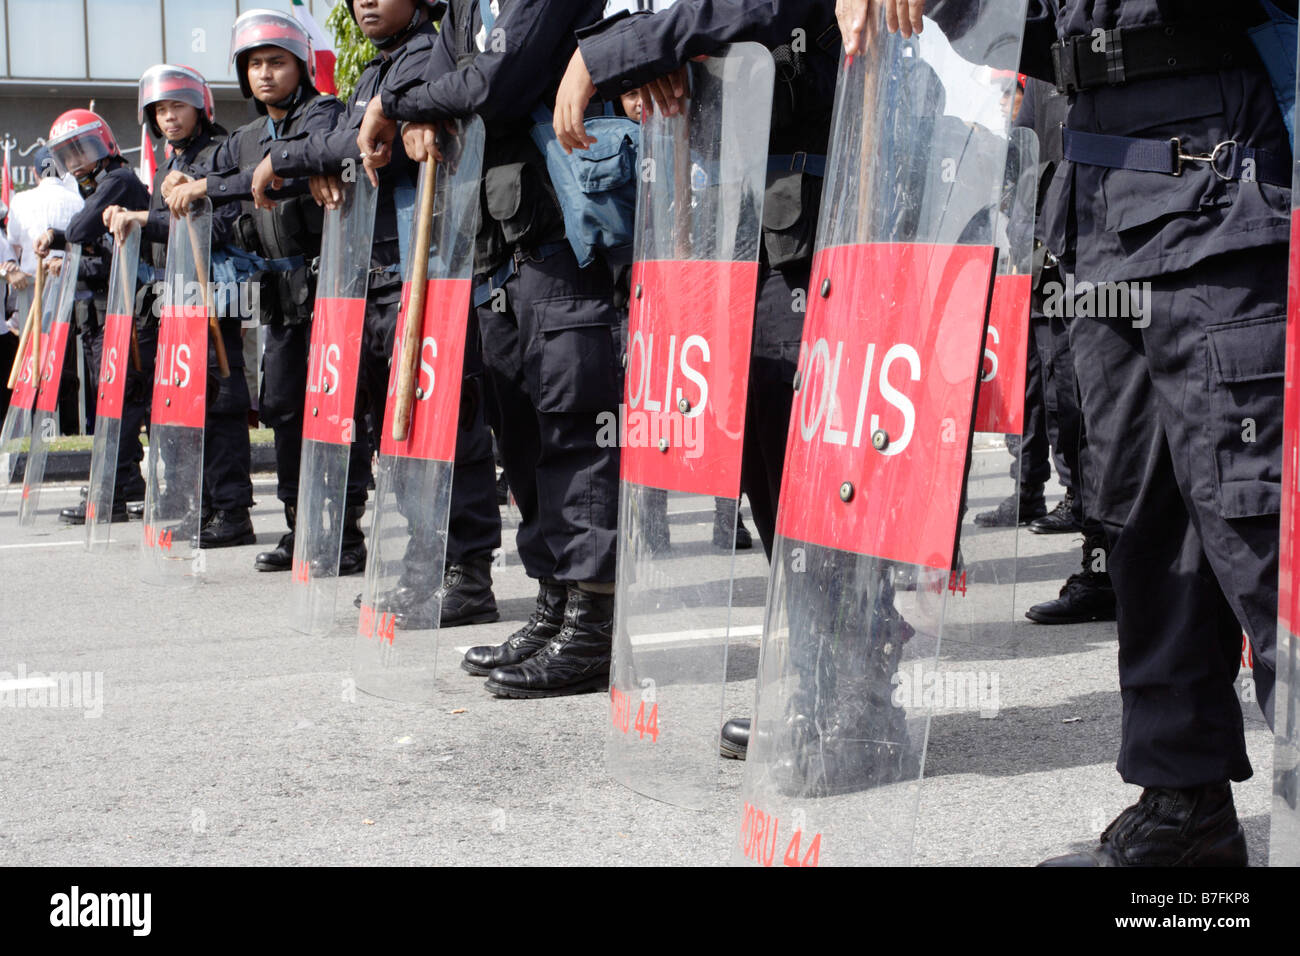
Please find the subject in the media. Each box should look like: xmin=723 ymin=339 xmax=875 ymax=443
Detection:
xmin=461 ymin=578 xmax=567 ymax=676
xmin=974 ymin=482 xmax=1047 ymax=527
xmin=60 ymin=486 xmax=130 ymax=524
xmin=1026 ymin=531 xmax=1115 ymax=624
xmin=712 ymin=498 xmax=753 ymax=551
xmin=1028 ymin=489 xmax=1081 ymax=533
xmin=1039 ymin=784 xmax=1247 ymax=866
xmin=435 ymin=554 xmax=500 ymax=627
xmin=199 ymin=508 xmax=255 ymax=548
xmin=336 ymin=504 xmax=367 ymax=577
xmin=484 ymin=584 xmax=612 ymax=698
xmin=720 ymin=717 xmax=750 ymax=759
xmin=254 ymin=504 xmax=296 ymax=571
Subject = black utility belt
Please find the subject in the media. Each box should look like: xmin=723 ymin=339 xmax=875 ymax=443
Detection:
xmin=1052 ymin=21 xmax=1257 ymax=94
xmin=1061 ymin=128 xmax=1289 ymax=186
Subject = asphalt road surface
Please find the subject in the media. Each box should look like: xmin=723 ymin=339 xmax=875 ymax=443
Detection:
xmin=0 ymin=441 xmax=1273 ymax=866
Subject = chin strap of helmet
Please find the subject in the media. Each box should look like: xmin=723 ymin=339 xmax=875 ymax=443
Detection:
xmin=371 ymin=8 xmax=423 ymax=50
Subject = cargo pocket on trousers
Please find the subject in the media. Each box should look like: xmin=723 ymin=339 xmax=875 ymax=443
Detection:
xmin=485 ymin=162 xmax=540 ymax=247
xmin=533 ymin=300 xmax=619 ymax=415
xmin=1207 ymin=315 xmax=1285 ymax=518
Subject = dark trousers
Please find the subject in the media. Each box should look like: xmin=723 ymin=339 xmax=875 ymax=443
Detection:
xmin=1070 ymin=246 xmax=1284 ymax=787
xmin=359 ymin=276 xmax=501 ymax=565
xmin=203 ymin=320 xmax=253 ymax=512
xmin=741 ymin=263 xmax=809 ymax=560
xmin=477 ymin=247 xmax=621 ymax=584
xmin=260 ymin=321 xmax=309 ymax=507
xmin=1017 ymin=319 xmax=1055 ymax=487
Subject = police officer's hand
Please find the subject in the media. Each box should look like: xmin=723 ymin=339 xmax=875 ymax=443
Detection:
xmin=400 ymin=123 xmax=445 ymax=165
xmin=32 ymin=229 xmax=53 ymax=259
xmin=107 ymin=208 xmax=148 ymax=243
xmin=46 ymin=256 xmax=62 ymax=277
xmin=251 ymin=155 xmax=283 ymax=211
xmin=639 ymin=66 xmax=689 ymax=119
xmin=160 ymin=169 xmax=192 ymax=199
xmin=840 ymin=0 xmax=924 ymax=54
xmin=3 ymin=262 xmax=28 ymax=291
xmin=309 ymin=174 xmax=344 ymax=209
xmin=555 ymin=49 xmax=599 ymax=154
xmin=166 ymin=178 xmax=207 ymax=218
xmin=358 ymin=98 xmax=396 ymax=186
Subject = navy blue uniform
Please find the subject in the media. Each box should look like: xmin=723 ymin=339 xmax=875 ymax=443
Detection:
xmin=143 ymin=128 xmax=254 ymax=515
xmin=57 ymin=162 xmax=150 ymax=497
xmin=272 ymin=22 xmax=502 ymax=569
xmin=1024 ymin=0 xmax=1289 ymax=787
xmin=576 ymin=0 xmax=839 ymax=559
xmin=202 ymin=91 xmax=356 ymax=518
xmin=379 ymin=0 xmax=621 ymax=585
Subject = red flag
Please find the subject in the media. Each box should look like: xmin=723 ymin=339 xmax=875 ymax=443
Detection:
xmin=292 ymin=0 xmax=337 ymax=95
xmin=138 ymin=125 xmax=157 ymax=192
xmin=2 ymin=141 xmax=13 ymax=207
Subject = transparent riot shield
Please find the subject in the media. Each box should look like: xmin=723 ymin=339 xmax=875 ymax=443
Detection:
xmin=733 ymin=6 xmax=1027 ymax=867
xmin=1272 ymin=51 xmax=1300 ymax=868
xmin=290 ymin=177 xmax=378 ymax=635
xmin=945 ymin=127 xmax=1038 ymax=648
xmin=18 ymin=246 xmax=82 ymax=528
xmin=139 ymin=201 xmax=212 ymax=587
xmin=0 ymin=283 xmax=37 ymax=512
xmin=607 ymin=44 xmax=773 ymax=809
xmin=353 ymin=118 xmax=485 ymax=702
xmin=85 ymin=228 xmax=142 ymax=551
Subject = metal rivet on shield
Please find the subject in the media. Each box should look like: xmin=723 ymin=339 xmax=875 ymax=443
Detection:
xmin=677 ymin=397 xmax=690 ymax=414
xmin=622 ymin=352 xmax=627 ymax=369
xmin=312 ymin=407 xmax=318 ymax=417
xmin=415 ymin=387 xmax=424 ymax=399
xmin=164 ymin=398 xmax=171 ymax=407
xmin=634 ymin=283 xmax=643 ymax=300
xmin=174 ymin=375 xmax=182 ymax=385
xmin=872 ymin=429 xmax=889 ymax=451
xmin=323 ymin=382 xmax=331 ymax=394
xmin=839 ymin=481 xmax=854 ymax=502
xmin=820 ymin=278 xmax=831 ymax=298
xmin=657 ymin=438 xmax=669 ymax=453
xmin=792 ymin=371 xmax=802 ymax=391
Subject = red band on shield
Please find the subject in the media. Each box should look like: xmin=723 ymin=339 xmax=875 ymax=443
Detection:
xmin=34 ymin=321 xmax=72 ymax=413
xmin=620 ymin=259 xmax=758 ymax=499
xmin=10 ymin=337 xmax=39 ymax=411
xmin=1278 ymin=206 xmax=1300 ymax=638
xmin=379 ymin=278 xmax=469 ymax=462
xmin=775 ymin=242 xmax=995 ymax=568
xmin=973 ymin=274 xmax=1031 ymax=435
xmin=151 ymin=305 xmax=209 ymax=429
xmin=95 ymin=312 xmax=134 ymax=421
xmin=302 ymin=296 xmax=365 ymax=445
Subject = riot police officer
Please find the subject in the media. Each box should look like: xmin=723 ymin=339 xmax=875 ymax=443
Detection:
xmin=358 ymin=0 xmax=625 ymax=698
xmin=266 ymin=0 xmax=503 ymax=623
xmin=858 ymin=0 xmax=1291 ymax=865
xmin=553 ymin=0 xmax=840 ymax=748
xmin=34 ymin=110 xmax=148 ymax=524
xmin=165 ymin=10 xmax=351 ymax=565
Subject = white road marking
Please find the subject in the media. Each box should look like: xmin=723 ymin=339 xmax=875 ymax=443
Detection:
xmin=0 ymin=540 xmax=82 ymax=550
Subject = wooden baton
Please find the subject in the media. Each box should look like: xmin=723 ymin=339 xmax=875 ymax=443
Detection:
xmin=391 ymin=156 xmax=438 ymax=442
